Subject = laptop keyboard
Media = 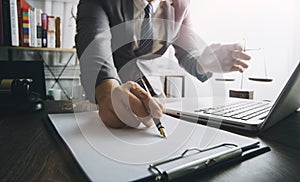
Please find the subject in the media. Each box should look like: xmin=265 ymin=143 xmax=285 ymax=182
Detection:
xmin=194 ymin=101 xmax=272 ymax=120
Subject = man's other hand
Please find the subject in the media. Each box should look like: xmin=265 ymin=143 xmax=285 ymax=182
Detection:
xmin=198 ymin=43 xmax=251 ymax=73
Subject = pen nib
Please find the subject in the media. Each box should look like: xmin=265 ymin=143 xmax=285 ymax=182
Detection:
xmin=159 ymin=128 xmax=167 ymax=138
xmin=154 ymin=118 xmax=167 ymax=138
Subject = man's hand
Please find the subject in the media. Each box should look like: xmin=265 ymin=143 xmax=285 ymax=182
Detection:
xmin=198 ymin=43 xmax=251 ymax=73
xmin=95 ymin=79 xmax=163 ymax=128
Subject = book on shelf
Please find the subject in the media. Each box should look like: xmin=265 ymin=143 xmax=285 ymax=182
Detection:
xmin=41 ymin=12 xmax=47 ymax=48
xmin=2 ymin=0 xmax=12 ymax=46
xmin=9 ymin=0 xmax=19 ymax=46
xmin=17 ymin=0 xmax=30 ymax=46
xmin=1 ymin=0 xmax=72 ymax=49
xmin=29 ymin=7 xmax=35 ymax=47
xmin=21 ymin=8 xmax=29 ymax=46
xmin=35 ymin=8 xmax=42 ymax=47
xmin=16 ymin=0 xmax=22 ymax=46
xmin=55 ymin=16 xmax=61 ymax=48
xmin=1 ymin=0 xmax=27 ymax=46
xmin=47 ymin=15 xmax=55 ymax=48
xmin=0 ymin=0 xmax=4 ymax=45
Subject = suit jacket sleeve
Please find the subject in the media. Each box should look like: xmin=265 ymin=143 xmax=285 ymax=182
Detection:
xmin=75 ymin=0 xmax=120 ymax=103
xmin=173 ymin=1 xmax=212 ymax=82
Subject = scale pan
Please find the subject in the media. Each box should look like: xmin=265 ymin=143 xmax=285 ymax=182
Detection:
xmin=248 ymin=77 xmax=273 ymax=82
xmin=215 ymin=78 xmax=235 ymax=82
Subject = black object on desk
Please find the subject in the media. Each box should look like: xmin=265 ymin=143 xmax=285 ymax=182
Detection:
xmin=0 ymin=92 xmax=44 ymax=113
xmin=0 ymin=61 xmax=47 ymax=113
xmin=0 ymin=61 xmax=47 ymax=99
xmin=133 ymin=142 xmax=270 ymax=182
xmin=0 ymin=78 xmax=44 ymax=113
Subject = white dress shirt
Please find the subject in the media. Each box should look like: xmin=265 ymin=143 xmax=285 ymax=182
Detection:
xmin=132 ymin=0 xmax=165 ymax=54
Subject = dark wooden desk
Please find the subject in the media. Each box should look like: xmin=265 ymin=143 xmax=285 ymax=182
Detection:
xmin=1 ymin=108 xmax=300 ymax=181
xmin=0 ymin=110 xmax=88 ymax=181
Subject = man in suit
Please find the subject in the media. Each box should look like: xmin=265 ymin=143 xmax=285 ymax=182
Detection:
xmin=75 ymin=0 xmax=250 ymax=128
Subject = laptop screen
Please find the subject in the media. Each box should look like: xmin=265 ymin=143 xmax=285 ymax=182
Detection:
xmin=261 ymin=61 xmax=300 ymax=130
xmin=0 ymin=60 xmax=46 ymax=99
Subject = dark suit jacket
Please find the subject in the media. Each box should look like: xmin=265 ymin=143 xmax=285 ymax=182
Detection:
xmin=75 ymin=0 xmax=211 ymax=102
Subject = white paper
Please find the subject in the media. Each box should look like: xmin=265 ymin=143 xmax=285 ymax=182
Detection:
xmin=49 ymin=111 xmax=257 ymax=181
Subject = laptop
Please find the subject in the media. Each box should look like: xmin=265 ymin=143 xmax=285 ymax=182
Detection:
xmin=164 ymin=61 xmax=300 ymax=133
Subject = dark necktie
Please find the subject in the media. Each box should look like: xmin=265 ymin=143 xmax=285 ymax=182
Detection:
xmin=136 ymin=3 xmax=153 ymax=56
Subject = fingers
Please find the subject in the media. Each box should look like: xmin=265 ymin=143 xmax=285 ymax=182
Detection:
xmin=129 ymin=82 xmax=163 ymax=119
xmin=110 ymin=81 xmax=163 ymax=128
xmin=127 ymin=82 xmax=150 ymax=117
xmin=225 ymin=43 xmax=243 ymax=52
xmin=97 ymin=80 xmax=163 ymax=128
xmin=202 ymin=43 xmax=251 ymax=73
xmin=110 ymin=100 xmax=142 ymax=128
xmin=227 ymin=43 xmax=251 ymax=73
xmin=137 ymin=115 xmax=153 ymax=128
xmin=232 ymin=51 xmax=251 ymax=61
xmin=148 ymin=98 xmax=163 ymax=118
xmin=230 ymin=65 xmax=244 ymax=73
xmin=231 ymin=45 xmax=251 ymax=72
xmin=236 ymin=60 xmax=249 ymax=69
xmin=224 ymin=43 xmax=251 ymax=61
xmin=111 ymin=83 xmax=144 ymax=128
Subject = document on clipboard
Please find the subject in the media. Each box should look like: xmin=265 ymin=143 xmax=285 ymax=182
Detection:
xmin=48 ymin=111 xmax=269 ymax=181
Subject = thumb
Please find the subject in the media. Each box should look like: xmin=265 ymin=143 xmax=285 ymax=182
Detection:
xmin=148 ymin=98 xmax=163 ymax=119
xmin=130 ymin=82 xmax=163 ymax=119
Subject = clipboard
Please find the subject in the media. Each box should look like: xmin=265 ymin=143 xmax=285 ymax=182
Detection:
xmin=48 ymin=111 xmax=269 ymax=181
xmin=133 ymin=142 xmax=270 ymax=181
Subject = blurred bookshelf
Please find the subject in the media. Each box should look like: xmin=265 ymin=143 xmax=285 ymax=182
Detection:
xmin=0 ymin=0 xmax=82 ymax=100
xmin=0 ymin=46 xmax=81 ymax=100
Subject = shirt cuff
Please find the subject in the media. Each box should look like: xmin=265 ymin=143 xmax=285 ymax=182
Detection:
xmin=195 ymin=71 xmax=213 ymax=82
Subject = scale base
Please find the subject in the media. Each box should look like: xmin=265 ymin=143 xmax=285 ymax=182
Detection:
xmin=229 ymin=89 xmax=254 ymax=99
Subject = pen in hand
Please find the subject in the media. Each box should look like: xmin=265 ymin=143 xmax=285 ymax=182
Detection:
xmin=153 ymin=118 xmax=167 ymax=138
xmin=136 ymin=76 xmax=167 ymax=138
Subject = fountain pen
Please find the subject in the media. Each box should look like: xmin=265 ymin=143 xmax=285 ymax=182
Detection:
xmin=135 ymin=76 xmax=167 ymax=138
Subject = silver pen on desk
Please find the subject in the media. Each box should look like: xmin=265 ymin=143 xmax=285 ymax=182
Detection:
xmin=136 ymin=76 xmax=167 ymax=138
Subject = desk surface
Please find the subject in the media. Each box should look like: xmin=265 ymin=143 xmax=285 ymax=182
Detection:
xmin=1 ymin=107 xmax=300 ymax=181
